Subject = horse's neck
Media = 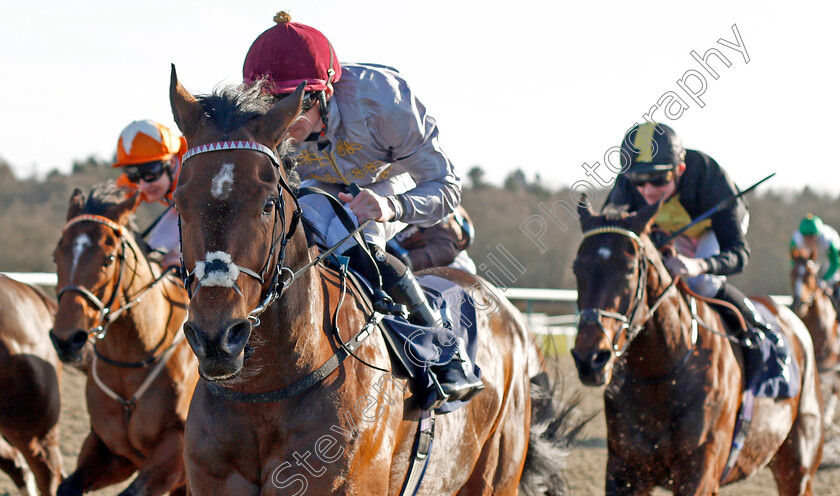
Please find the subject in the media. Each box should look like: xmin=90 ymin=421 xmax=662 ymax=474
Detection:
xmin=99 ymin=246 xmax=177 ymax=356
xmin=625 ymin=262 xmax=694 ymax=375
xmin=236 ymin=236 xmax=337 ymax=391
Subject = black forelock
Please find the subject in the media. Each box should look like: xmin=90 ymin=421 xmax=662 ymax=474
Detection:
xmin=195 ymin=79 xmax=300 ymax=182
xmin=83 ymin=181 xmax=138 ymax=231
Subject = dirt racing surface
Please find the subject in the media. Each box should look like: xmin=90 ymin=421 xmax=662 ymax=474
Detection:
xmin=556 ymin=355 xmax=840 ymax=495
xmin=2 ymin=355 xmax=840 ymax=495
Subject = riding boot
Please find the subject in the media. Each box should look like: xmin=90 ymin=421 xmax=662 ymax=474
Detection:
xmin=386 ymin=270 xmax=437 ymax=326
xmin=388 ymin=270 xmax=484 ymax=403
xmin=715 ymin=283 xmax=790 ymax=383
xmin=431 ymin=337 xmax=485 ymax=403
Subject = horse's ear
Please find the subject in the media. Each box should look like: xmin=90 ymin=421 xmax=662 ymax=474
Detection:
xmin=114 ymin=191 xmax=142 ymax=227
xmin=255 ymin=82 xmax=306 ymax=148
xmin=577 ymin=194 xmax=596 ymax=230
xmin=169 ymin=64 xmax=204 ymax=138
xmin=630 ymin=197 xmax=663 ymax=234
xmin=67 ymin=189 xmax=84 ymax=221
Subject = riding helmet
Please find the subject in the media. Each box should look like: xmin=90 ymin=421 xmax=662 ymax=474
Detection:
xmin=243 ymin=11 xmax=341 ymax=94
xmin=112 ymin=120 xmax=186 ymax=168
xmin=620 ymin=122 xmax=686 ymax=174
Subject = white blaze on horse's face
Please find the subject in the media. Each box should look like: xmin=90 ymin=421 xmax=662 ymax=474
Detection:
xmin=71 ymin=233 xmax=91 ymax=277
xmin=211 ymin=163 xmax=235 ymax=200
xmin=598 ymin=247 xmax=611 ymax=260
xmin=193 ymin=251 xmax=240 ymax=288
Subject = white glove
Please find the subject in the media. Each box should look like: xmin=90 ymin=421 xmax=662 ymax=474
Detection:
xmin=665 ymin=254 xmax=709 ymax=279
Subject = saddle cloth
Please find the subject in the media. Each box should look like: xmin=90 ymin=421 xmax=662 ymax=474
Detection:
xmin=751 ymin=302 xmax=800 ymax=399
xmin=341 ymin=260 xmax=481 ymax=413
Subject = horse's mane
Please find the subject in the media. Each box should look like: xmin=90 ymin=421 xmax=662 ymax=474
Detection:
xmin=601 ymin=203 xmax=631 ymax=221
xmin=84 ymin=181 xmax=138 ymax=232
xmin=195 ymin=80 xmax=300 ymax=189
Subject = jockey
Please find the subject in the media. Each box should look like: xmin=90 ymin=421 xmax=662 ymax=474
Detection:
xmin=790 ymin=214 xmax=840 ymax=289
xmin=242 ymin=12 xmax=482 ymax=402
xmin=388 ymin=205 xmax=477 ymax=274
xmin=605 ymin=122 xmax=787 ymax=379
xmin=113 ymin=119 xmax=186 ymax=269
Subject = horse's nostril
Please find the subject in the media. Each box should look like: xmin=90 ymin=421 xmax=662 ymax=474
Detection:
xmin=70 ymin=331 xmax=88 ymax=349
xmin=593 ymin=350 xmax=612 ymax=369
xmin=183 ymin=321 xmax=206 ymax=357
xmin=226 ymin=320 xmax=252 ymax=351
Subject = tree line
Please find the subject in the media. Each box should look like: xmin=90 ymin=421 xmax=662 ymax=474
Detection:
xmin=1 ymin=159 xmax=836 ymax=300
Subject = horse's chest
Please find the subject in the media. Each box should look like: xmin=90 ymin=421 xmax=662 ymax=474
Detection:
xmin=606 ymin=385 xmax=716 ymax=458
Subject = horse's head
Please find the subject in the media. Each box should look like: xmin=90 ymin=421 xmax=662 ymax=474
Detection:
xmin=570 ymin=198 xmax=664 ymax=386
xmin=791 ymin=249 xmax=819 ymax=317
xmin=51 ymin=182 xmax=140 ymax=364
xmin=169 ymin=66 xmax=305 ymax=381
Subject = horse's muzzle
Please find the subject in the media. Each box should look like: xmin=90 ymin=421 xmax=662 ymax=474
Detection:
xmin=570 ymin=347 xmax=612 ymax=387
xmin=49 ymin=329 xmax=89 ymax=364
xmin=183 ymin=319 xmax=252 ymax=381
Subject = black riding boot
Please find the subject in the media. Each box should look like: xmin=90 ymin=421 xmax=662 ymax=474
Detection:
xmin=385 ymin=264 xmax=484 ymax=403
xmin=715 ymin=283 xmax=789 ymax=384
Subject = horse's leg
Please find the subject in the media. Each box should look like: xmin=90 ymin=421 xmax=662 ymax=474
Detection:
xmin=15 ymin=427 xmax=63 ymax=496
xmin=825 ymin=370 xmax=840 ymax=428
xmin=117 ymin=427 xmax=185 ymax=496
xmin=605 ymin=454 xmax=656 ymax=496
xmin=0 ymin=437 xmax=36 ymax=496
xmin=769 ymin=417 xmax=823 ymax=496
xmin=58 ymin=431 xmax=136 ymax=495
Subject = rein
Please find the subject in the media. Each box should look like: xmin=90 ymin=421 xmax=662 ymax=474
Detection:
xmin=578 ymin=226 xmax=678 ymax=357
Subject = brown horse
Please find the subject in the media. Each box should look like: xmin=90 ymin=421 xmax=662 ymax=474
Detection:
xmin=790 ymin=251 xmax=840 ymax=370
xmin=50 ymin=182 xmax=196 ymax=495
xmin=0 ymin=274 xmax=63 ymax=495
xmin=168 ymin=67 xmax=565 ymax=495
xmin=570 ymin=200 xmax=824 ymax=495
xmin=791 ymin=251 xmax=840 ymax=425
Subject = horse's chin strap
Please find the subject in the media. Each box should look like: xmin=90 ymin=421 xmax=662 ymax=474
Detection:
xmin=578 ymin=226 xmax=678 ymax=357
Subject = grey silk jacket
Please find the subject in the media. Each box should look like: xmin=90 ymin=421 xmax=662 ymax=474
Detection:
xmin=291 ymin=63 xmax=461 ymax=227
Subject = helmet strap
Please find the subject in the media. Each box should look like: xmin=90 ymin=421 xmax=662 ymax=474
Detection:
xmin=318 ymin=90 xmax=329 ymax=138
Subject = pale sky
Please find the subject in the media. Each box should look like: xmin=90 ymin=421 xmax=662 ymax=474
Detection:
xmin=1 ymin=1 xmax=837 ymax=195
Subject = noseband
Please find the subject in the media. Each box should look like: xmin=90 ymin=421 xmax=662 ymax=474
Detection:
xmin=578 ymin=226 xmax=676 ymax=357
xmin=179 ymin=141 xmax=302 ymax=325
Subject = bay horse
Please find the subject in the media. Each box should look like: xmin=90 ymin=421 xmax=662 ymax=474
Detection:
xmin=570 ymin=200 xmax=824 ymax=495
xmin=790 ymin=250 xmax=840 ymax=371
xmin=50 ymin=182 xmax=197 ymax=495
xmin=169 ymin=67 xmax=565 ymax=495
xmin=791 ymin=250 xmax=840 ymax=425
xmin=0 ymin=274 xmax=62 ymax=495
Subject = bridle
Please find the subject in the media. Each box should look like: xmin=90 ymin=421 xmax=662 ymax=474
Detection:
xmin=792 ymin=259 xmax=818 ymax=310
xmin=179 ymin=140 xmax=303 ymax=326
xmin=56 ymin=214 xmax=176 ymax=342
xmin=56 ymin=215 xmax=130 ymax=340
xmin=577 ymin=226 xmax=677 ymax=357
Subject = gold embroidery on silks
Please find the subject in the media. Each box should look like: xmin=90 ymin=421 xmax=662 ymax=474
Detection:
xmin=308 ymin=173 xmax=343 ymax=184
xmin=335 ymin=140 xmax=362 ymax=157
xmin=296 ymin=141 xmax=389 ymax=185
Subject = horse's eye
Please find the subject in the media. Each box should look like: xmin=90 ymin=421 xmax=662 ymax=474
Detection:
xmin=263 ymin=197 xmax=277 ymax=215
xmin=103 ymin=255 xmax=116 ymax=267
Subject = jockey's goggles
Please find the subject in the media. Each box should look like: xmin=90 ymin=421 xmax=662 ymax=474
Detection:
xmin=125 ymin=161 xmax=168 ymax=184
xmin=299 ymin=91 xmax=320 ymax=113
xmin=626 ymin=169 xmax=674 ymax=188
